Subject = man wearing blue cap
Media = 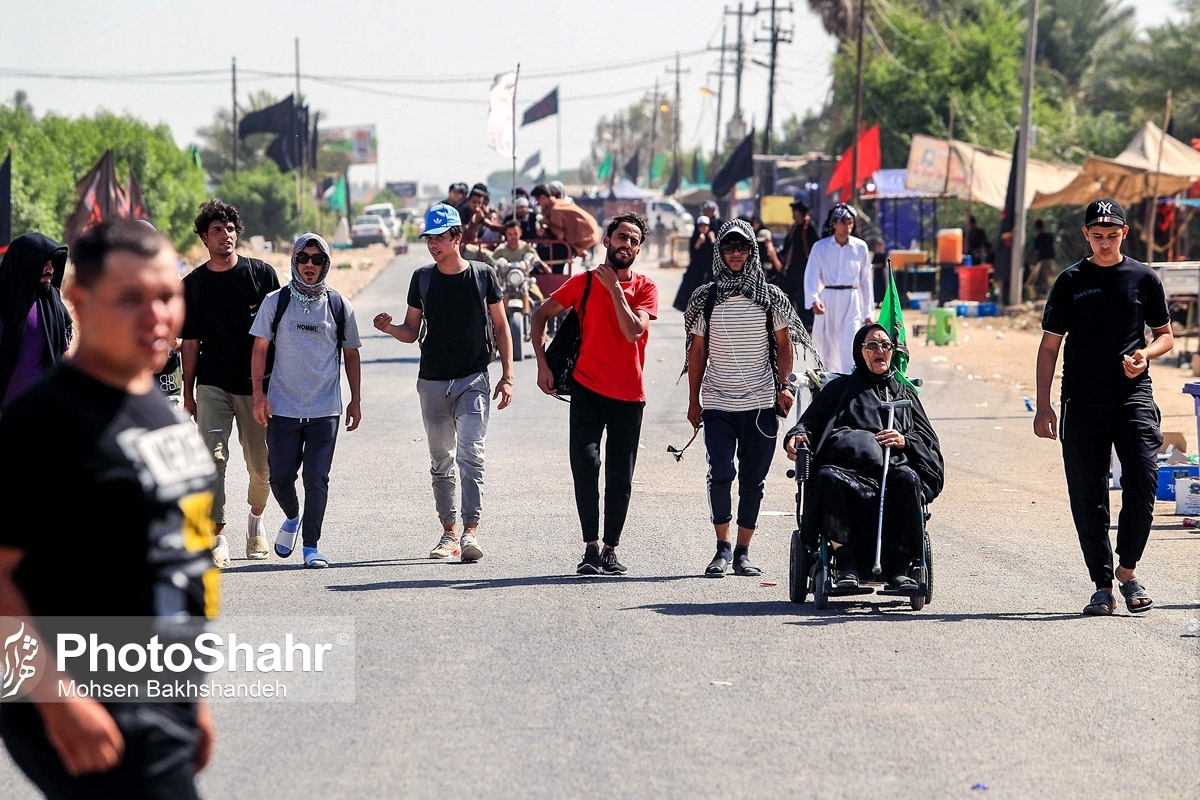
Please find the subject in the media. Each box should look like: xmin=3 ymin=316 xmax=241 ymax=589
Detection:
xmin=1035 ymin=197 xmax=1173 ymax=616
xmin=374 ymin=204 xmax=514 ymax=562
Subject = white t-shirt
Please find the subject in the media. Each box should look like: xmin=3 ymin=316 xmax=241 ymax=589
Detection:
xmin=690 ymin=293 xmax=787 ymax=411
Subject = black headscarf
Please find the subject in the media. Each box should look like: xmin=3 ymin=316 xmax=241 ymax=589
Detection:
xmin=820 ymin=202 xmax=857 ymax=239
xmin=788 ymin=323 xmax=944 ymax=501
xmin=0 ymin=233 xmax=72 ymax=403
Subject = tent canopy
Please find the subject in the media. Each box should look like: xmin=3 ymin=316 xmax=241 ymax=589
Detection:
xmin=608 ymin=178 xmax=650 ymax=200
xmin=1032 ymin=122 xmax=1200 ymax=208
xmin=904 ymin=134 xmax=1078 ymax=210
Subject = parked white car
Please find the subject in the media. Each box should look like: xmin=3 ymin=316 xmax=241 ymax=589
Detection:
xmin=646 ymin=197 xmax=694 ymax=237
xmin=364 ymin=202 xmax=403 ymax=239
xmin=351 ymin=215 xmax=391 ymax=247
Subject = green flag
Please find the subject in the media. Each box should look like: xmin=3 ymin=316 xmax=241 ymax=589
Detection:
xmin=650 ymin=153 xmax=667 ymax=181
xmin=596 ymin=152 xmax=614 ymax=180
xmin=876 ymin=259 xmax=918 ymax=392
xmin=327 ymin=174 xmax=348 ymax=214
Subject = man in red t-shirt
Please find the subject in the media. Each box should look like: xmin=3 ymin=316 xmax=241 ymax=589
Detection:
xmin=531 ymin=213 xmax=658 ymax=575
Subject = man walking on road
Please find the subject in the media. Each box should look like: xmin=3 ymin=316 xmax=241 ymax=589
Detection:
xmin=373 ymin=204 xmax=514 ymax=563
xmin=781 ymin=199 xmax=819 ymax=331
xmin=251 ymin=233 xmax=363 ymax=569
xmin=683 ymin=219 xmax=813 ymax=577
xmin=531 ymin=213 xmax=658 ymax=575
xmin=1034 ymin=198 xmax=1172 ymax=616
xmin=0 ymin=220 xmax=218 ymax=797
xmin=182 ymin=200 xmax=281 ymax=567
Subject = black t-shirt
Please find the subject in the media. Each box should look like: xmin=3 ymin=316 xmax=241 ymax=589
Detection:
xmin=407 ymin=265 xmax=501 ymax=380
xmin=1041 ymin=256 xmax=1170 ymax=398
xmin=1032 ymin=231 xmax=1056 ymax=261
xmin=181 ymin=257 xmax=280 ymax=395
xmin=783 ymin=220 xmax=819 ymax=290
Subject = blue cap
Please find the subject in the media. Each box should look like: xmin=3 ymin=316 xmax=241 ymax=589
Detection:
xmin=423 ymin=203 xmax=461 ymax=236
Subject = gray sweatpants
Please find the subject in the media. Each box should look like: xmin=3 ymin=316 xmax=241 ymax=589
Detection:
xmin=416 ymin=371 xmax=490 ymax=526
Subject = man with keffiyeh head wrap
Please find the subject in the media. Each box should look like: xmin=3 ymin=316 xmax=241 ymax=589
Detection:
xmin=249 ymin=233 xmax=363 ymax=569
xmin=804 ymin=203 xmax=874 ymax=374
xmin=682 ymin=219 xmax=822 ymax=577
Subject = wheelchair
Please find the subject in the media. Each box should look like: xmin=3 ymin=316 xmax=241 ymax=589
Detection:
xmin=785 ymin=372 xmax=933 ymax=612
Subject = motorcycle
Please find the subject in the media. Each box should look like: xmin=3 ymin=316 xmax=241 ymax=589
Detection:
xmin=493 ymin=254 xmax=543 ymax=361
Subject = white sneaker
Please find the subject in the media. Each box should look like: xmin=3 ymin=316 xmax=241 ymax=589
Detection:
xmin=429 ymin=532 xmax=460 ymax=559
xmin=460 ymin=533 xmax=483 ymax=563
xmin=212 ymin=536 xmax=231 ymax=569
xmin=246 ymin=512 xmax=269 ymax=560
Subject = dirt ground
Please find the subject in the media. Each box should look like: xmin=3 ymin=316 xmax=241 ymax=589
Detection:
xmin=902 ymin=306 xmax=1200 ymax=444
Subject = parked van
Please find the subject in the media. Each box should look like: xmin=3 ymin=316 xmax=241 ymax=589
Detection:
xmin=646 ymin=197 xmax=694 ymax=237
xmin=364 ymin=202 xmax=402 ymax=239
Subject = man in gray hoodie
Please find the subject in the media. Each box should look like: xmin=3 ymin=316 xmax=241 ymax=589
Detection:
xmin=250 ymin=233 xmax=362 ymax=568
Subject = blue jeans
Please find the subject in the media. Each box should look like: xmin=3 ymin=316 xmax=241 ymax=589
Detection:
xmin=702 ymin=408 xmax=778 ymax=529
xmin=267 ymin=415 xmax=340 ymax=547
xmin=416 ymin=371 xmax=490 ymax=526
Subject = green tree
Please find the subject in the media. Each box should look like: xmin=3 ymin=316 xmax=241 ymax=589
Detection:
xmin=195 ymin=90 xmax=285 ymax=184
xmin=213 ymin=162 xmax=303 ymax=243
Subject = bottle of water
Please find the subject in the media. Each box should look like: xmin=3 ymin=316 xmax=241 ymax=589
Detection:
xmin=964 ymin=255 xmax=973 ymax=266
xmin=1184 ymin=619 xmax=1200 ymax=636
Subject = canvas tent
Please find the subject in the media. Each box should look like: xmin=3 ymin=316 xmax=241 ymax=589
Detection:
xmin=1031 ymin=122 xmax=1200 ymax=207
xmin=904 ymin=135 xmax=1078 ymax=210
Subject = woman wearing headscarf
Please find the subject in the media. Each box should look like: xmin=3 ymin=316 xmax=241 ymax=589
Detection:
xmin=803 ymin=203 xmax=874 ymax=373
xmin=682 ymin=219 xmax=822 ymax=576
xmin=0 ymin=233 xmax=71 ymax=409
xmin=783 ymin=323 xmax=943 ymax=590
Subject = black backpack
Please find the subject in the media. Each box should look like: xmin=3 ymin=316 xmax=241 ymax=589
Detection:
xmin=270 ymin=287 xmax=349 ymax=364
xmin=416 ymin=261 xmax=495 ymax=353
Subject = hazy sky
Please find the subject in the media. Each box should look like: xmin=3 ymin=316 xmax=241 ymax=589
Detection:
xmin=0 ymin=0 xmax=1182 ymax=193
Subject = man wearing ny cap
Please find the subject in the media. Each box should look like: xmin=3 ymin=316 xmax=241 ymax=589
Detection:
xmin=1035 ymin=197 xmax=1173 ymax=616
xmin=374 ymin=204 xmax=514 ymax=563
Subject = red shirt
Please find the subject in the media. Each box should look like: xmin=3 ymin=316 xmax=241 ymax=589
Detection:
xmin=552 ymin=270 xmax=659 ymax=402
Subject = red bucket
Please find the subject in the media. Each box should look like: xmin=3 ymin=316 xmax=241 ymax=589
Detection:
xmin=955 ymin=264 xmax=991 ymax=302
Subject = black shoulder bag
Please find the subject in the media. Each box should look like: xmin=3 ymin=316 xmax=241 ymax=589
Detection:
xmin=543 ymin=271 xmax=594 ymax=398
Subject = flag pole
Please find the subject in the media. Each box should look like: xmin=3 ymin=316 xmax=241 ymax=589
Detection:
xmin=557 ymin=99 xmax=563 ymax=181
xmin=512 ymin=63 xmax=520 ymax=206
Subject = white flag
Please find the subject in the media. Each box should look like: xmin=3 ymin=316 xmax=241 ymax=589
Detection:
xmin=487 ymin=71 xmax=517 ymax=157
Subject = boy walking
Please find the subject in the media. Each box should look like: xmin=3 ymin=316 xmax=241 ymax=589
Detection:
xmin=373 ymin=204 xmax=514 ymax=562
xmin=251 ymin=233 xmax=362 ymax=569
xmin=531 ymin=213 xmax=658 ymax=575
xmin=1034 ymin=198 xmax=1173 ymax=616
xmin=182 ymin=200 xmax=281 ymax=567
xmin=683 ymin=219 xmax=811 ymax=577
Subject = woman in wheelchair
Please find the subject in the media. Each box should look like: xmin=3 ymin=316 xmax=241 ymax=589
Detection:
xmin=784 ymin=323 xmax=944 ymax=591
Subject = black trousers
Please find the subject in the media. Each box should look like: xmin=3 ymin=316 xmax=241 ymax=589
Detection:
xmin=1060 ymin=389 xmax=1162 ymax=588
xmin=1 ymin=703 xmax=201 ymax=800
xmin=569 ymin=383 xmax=645 ymax=547
xmin=267 ymin=415 xmax=340 ymax=548
xmin=702 ymin=408 xmax=778 ymax=529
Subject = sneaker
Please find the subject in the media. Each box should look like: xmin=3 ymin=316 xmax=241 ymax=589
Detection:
xmin=246 ymin=513 xmax=269 ymax=560
xmin=275 ymin=516 xmax=302 ymax=558
xmin=212 ymin=537 xmax=231 ymax=569
xmin=460 ymin=533 xmax=483 ymax=563
xmin=577 ymin=545 xmax=603 ymax=575
xmin=429 ymin=531 xmax=460 ymax=559
xmin=600 ymin=548 xmax=627 ymax=575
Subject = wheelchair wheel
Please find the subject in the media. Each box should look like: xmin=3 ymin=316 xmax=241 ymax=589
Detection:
xmin=788 ymin=529 xmax=809 ymax=604
xmin=813 ymin=563 xmax=829 ymax=610
xmin=923 ymin=536 xmax=934 ymax=604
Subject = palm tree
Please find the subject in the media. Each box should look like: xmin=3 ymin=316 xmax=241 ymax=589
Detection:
xmin=1036 ymin=0 xmax=1136 ymax=96
xmin=806 ymin=0 xmax=857 ymax=40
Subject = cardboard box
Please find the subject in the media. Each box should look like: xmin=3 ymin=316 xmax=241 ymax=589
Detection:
xmin=1159 ymin=465 xmax=1200 ymax=501
xmin=1175 ymin=477 xmax=1200 ymax=515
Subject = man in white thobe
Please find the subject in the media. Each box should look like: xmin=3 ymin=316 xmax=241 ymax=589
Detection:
xmin=804 ymin=204 xmax=874 ymax=373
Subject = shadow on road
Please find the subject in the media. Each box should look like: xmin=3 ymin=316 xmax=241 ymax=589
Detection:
xmin=360 ymin=356 xmax=421 ymax=365
xmin=624 ymin=601 xmax=798 ymax=617
xmin=326 ymin=574 xmax=700 ymax=592
xmin=223 ymin=558 xmax=436 ymax=573
xmin=786 ymin=609 xmax=1098 ymax=624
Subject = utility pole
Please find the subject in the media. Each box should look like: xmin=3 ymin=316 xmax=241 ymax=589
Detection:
xmin=231 ymin=57 xmax=237 ymax=174
xmin=754 ymin=0 xmax=792 ymax=155
xmin=648 ymin=79 xmax=660 ymax=186
xmin=294 ymin=37 xmax=302 ymax=217
xmin=725 ymin=2 xmax=754 ymax=144
xmin=666 ymin=52 xmax=689 ymax=183
xmin=1009 ymin=0 xmax=1038 ymax=307
xmin=707 ymin=13 xmax=734 ymax=160
xmin=850 ymin=0 xmax=866 ymax=205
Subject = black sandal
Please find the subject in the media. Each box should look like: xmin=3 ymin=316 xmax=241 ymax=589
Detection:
xmin=705 ymin=553 xmax=730 ymax=578
xmin=733 ymin=554 xmax=762 ymax=576
xmin=888 ymin=574 xmax=920 ymax=594
xmin=1082 ymin=589 xmax=1114 ymax=616
xmin=835 ymin=569 xmax=860 ymax=589
xmin=1118 ymin=579 xmax=1153 ymax=613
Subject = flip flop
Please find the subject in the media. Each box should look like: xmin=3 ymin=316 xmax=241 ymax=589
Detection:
xmin=275 ymin=515 xmax=302 ymax=558
xmin=303 ymin=547 xmax=328 ymax=569
xmin=1082 ymin=589 xmax=1114 ymax=616
xmin=1118 ymin=579 xmax=1153 ymax=613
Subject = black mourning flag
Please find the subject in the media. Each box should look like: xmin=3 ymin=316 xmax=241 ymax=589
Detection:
xmin=992 ymin=133 xmax=1020 ymax=297
xmin=0 ymin=151 xmax=11 ymax=248
xmin=522 ymin=88 xmax=558 ymax=126
xmin=711 ymin=129 xmax=755 ymax=198
xmin=238 ymin=95 xmax=295 ymax=138
xmin=623 ymin=151 xmax=640 ymax=183
xmin=664 ymin=160 xmax=681 ymax=196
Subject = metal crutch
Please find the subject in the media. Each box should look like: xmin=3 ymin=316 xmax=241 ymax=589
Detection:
xmin=873 ymin=399 xmax=912 ymax=576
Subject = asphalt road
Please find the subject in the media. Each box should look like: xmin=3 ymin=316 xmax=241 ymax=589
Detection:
xmin=3 ymin=250 xmax=1198 ymax=799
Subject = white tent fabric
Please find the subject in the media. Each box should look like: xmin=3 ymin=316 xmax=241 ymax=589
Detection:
xmin=904 ymin=135 xmax=1079 ymax=210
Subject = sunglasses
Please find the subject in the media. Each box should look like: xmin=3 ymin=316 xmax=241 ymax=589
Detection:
xmin=296 ymin=253 xmax=329 ymax=267
xmin=862 ymin=341 xmax=895 ymax=352
xmin=719 ymin=241 xmax=752 ymax=254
